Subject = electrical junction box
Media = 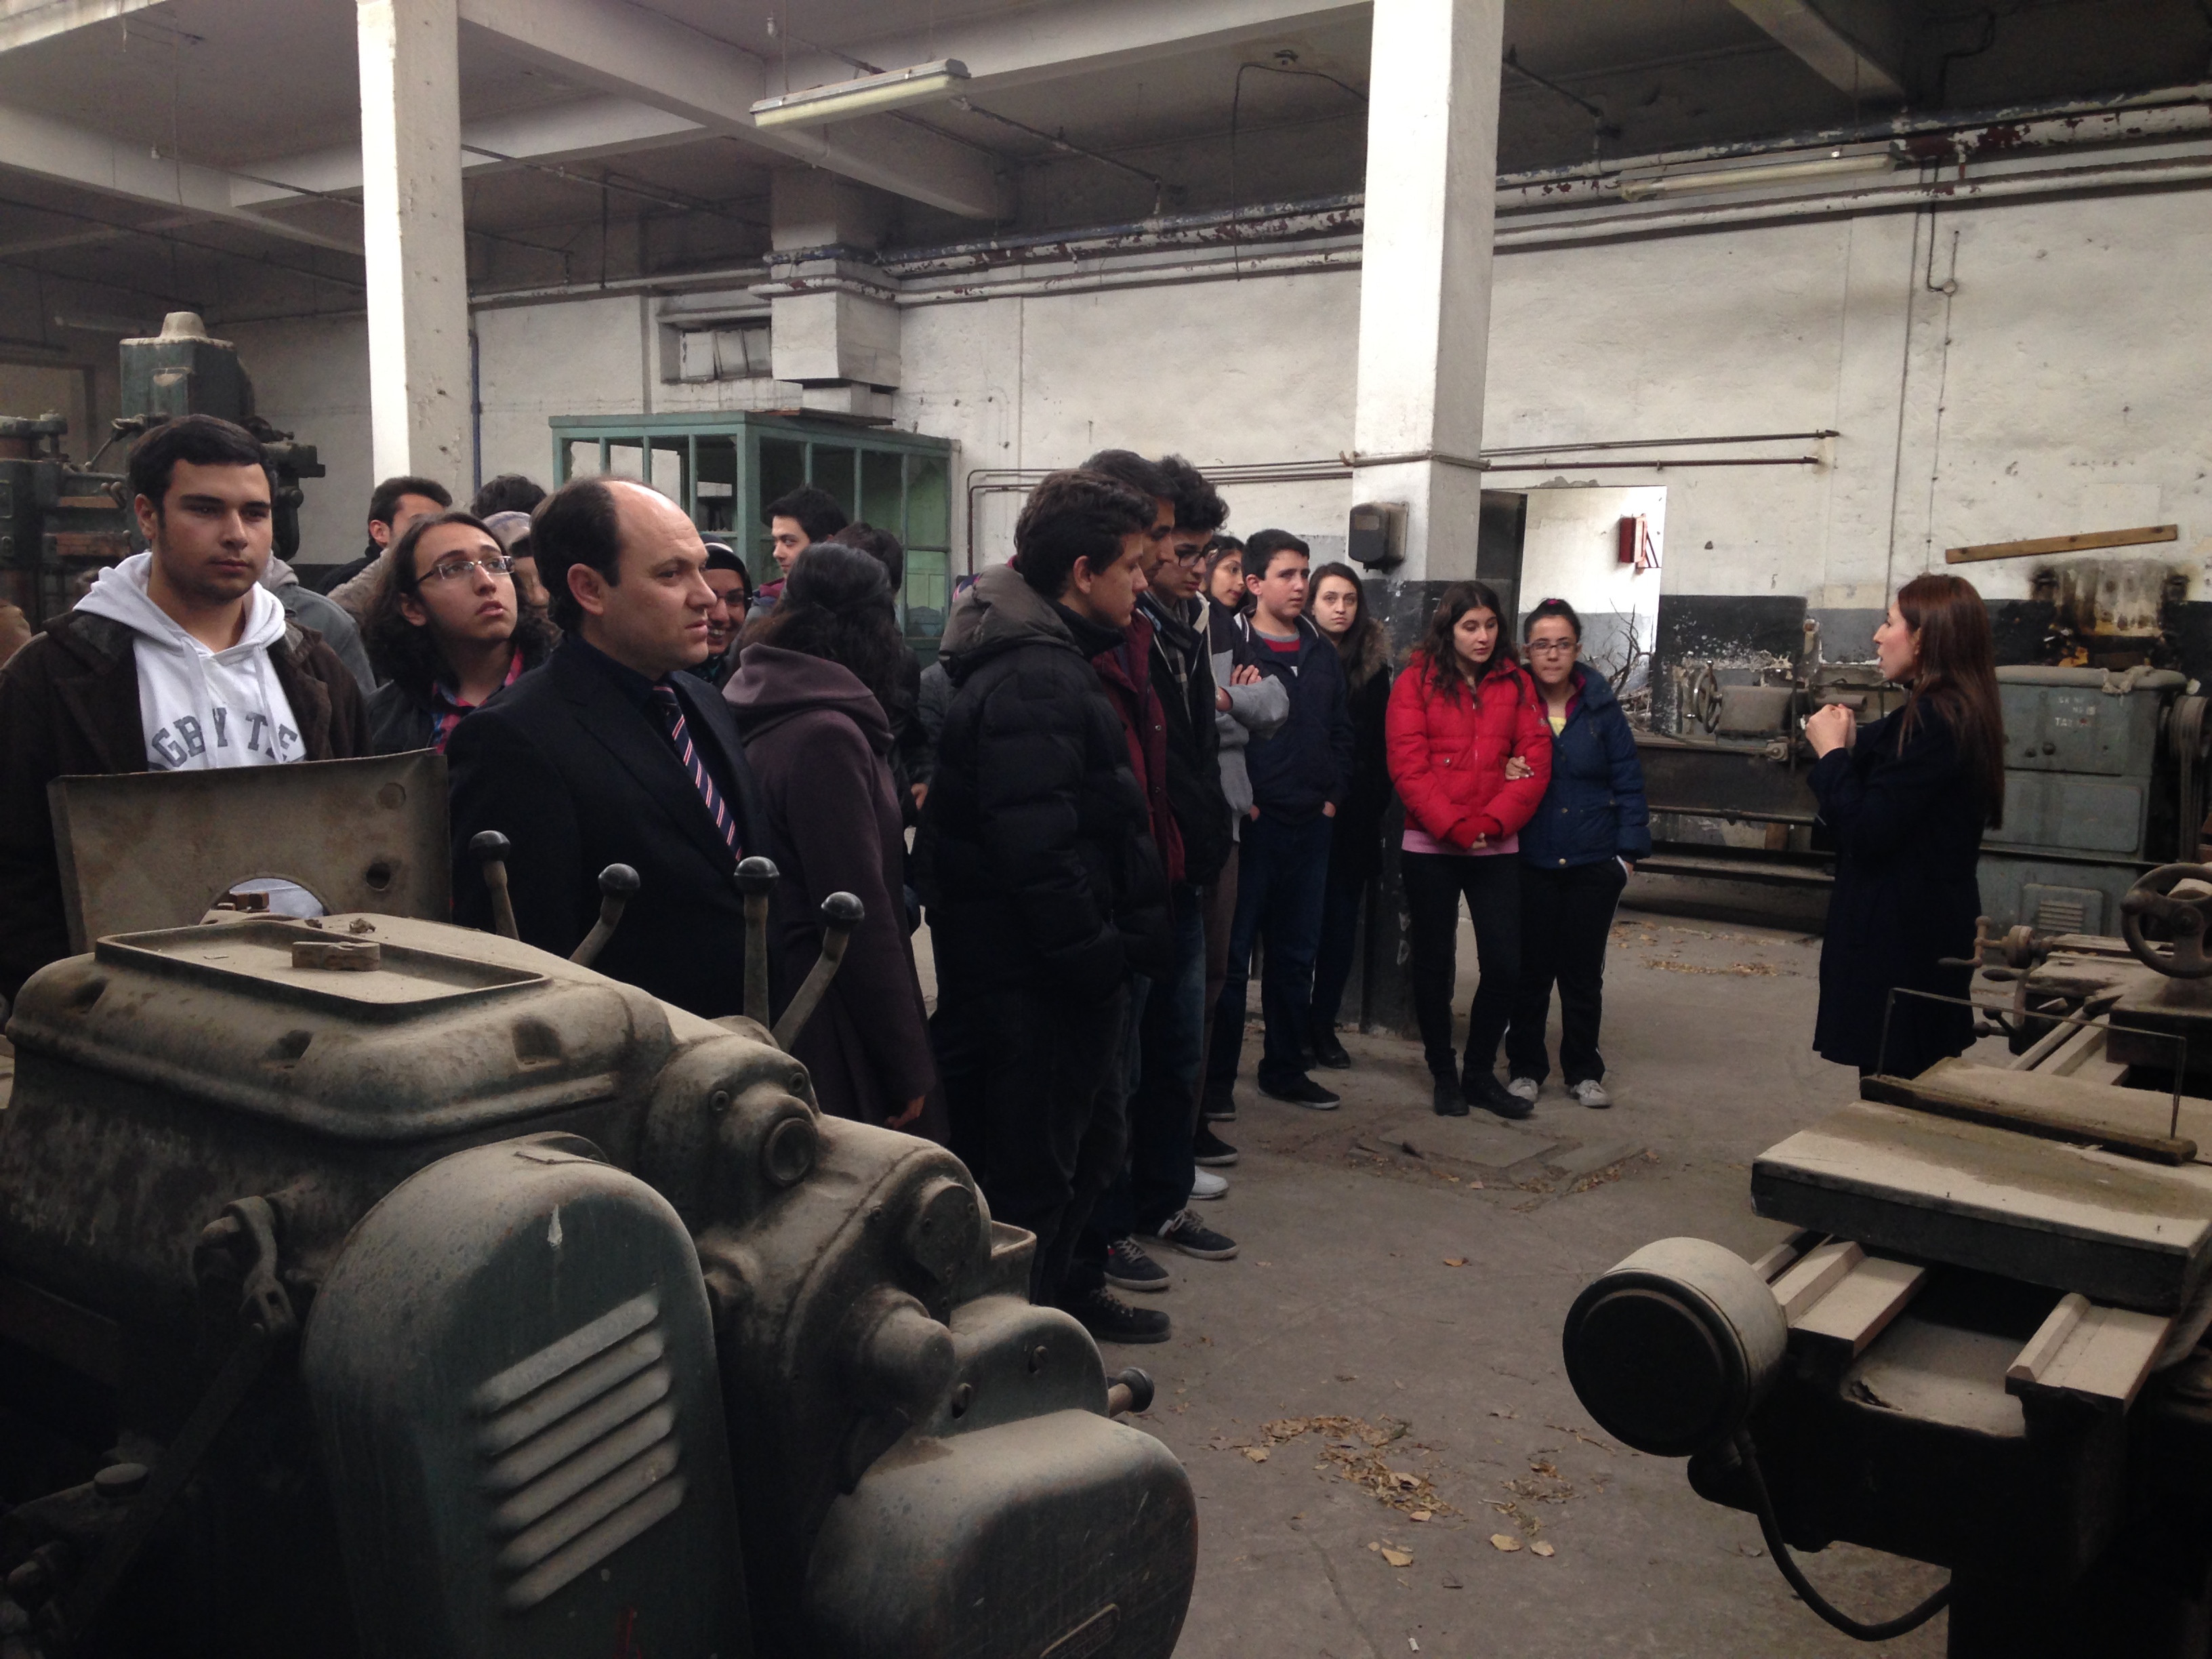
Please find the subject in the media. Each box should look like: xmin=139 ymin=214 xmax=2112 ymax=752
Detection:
xmin=1348 ymin=500 xmax=1405 ymax=570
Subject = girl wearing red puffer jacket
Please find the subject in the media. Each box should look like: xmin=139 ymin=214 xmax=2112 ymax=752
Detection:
xmin=1385 ymin=581 xmax=1553 ymax=1120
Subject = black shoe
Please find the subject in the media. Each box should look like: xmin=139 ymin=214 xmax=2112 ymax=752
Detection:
xmin=1193 ymin=1126 xmax=1240 ymax=1166
xmin=1105 ymin=1237 xmax=1171 ymax=1294
xmin=1258 ymin=1071 xmax=1340 ymax=1109
xmin=1200 ymin=1083 xmax=1237 ymax=1123
xmin=1157 ymin=1208 xmax=1239 ymax=1260
xmin=1308 ymin=1027 xmax=1353 ymax=1070
xmin=1063 ymin=1285 xmax=1172 ymax=1344
xmin=1467 ymin=1071 xmax=1534 ymax=1120
xmin=1433 ymin=1075 xmax=1470 ymax=1116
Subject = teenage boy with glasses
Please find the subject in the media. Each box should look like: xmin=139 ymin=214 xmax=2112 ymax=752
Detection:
xmin=362 ymin=510 xmax=557 ymax=754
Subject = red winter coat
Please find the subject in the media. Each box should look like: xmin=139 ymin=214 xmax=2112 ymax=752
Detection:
xmin=1386 ymin=653 xmax=1554 ymax=851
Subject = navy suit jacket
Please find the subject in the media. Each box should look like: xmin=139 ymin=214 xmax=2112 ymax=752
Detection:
xmin=446 ymin=638 xmax=769 ymax=1018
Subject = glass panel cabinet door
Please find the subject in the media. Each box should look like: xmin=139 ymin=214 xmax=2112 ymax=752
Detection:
xmin=808 ymin=444 xmax=859 ymax=519
xmin=861 ymin=449 xmax=903 ymax=531
xmin=905 ymin=453 xmax=951 ymax=552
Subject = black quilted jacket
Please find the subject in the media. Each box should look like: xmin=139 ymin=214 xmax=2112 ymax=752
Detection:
xmin=916 ymin=564 xmax=1172 ymax=1000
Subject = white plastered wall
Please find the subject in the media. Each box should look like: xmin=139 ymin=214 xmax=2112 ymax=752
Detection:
xmin=237 ymin=182 xmax=2212 ymax=604
xmin=1517 ymin=483 xmax=1665 ymax=681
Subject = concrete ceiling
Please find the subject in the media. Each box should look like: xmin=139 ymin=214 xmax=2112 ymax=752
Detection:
xmin=0 ymin=0 xmax=2203 ymax=326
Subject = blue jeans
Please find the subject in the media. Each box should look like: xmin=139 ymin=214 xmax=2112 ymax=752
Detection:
xmin=1095 ymin=886 xmax=1208 ymax=1240
xmin=1207 ymin=810 xmax=1334 ymax=1090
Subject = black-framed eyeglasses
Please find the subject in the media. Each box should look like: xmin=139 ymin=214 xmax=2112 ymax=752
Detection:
xmin=1525 ymin=640 xmax=1578 ymax=657
xmin=424 ymin=553 xmax=515 ymax=584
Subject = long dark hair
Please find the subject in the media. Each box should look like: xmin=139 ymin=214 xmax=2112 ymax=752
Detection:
xmin=1895 ymin=573 xmax=2005 ymax=826
xmin=1419 ymin=581 xmax=1518 ymax=701
xmin=362 ymin=509 xmax=557 ymax=700
xmin=1311 ymin=561 xmax=1389 ymax=691
xmin=752 ymin=541 xmax=910 ymax=718
xmin=1203 ymin=535 xmax=1249 ymax=615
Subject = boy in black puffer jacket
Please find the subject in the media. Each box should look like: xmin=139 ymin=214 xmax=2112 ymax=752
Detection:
xmin=917 ymin=471 xmax=1172 ymax=1336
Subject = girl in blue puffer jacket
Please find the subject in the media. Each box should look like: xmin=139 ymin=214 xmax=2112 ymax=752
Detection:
xmin=1502 ymin=598 xmax=1652 ymax=1109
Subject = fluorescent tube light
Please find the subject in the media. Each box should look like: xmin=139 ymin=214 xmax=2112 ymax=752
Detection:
xmin=1617 ymin=149 xmax=1895 ymax=202
xmin=751 ymin=59 xmax=969 ymax=129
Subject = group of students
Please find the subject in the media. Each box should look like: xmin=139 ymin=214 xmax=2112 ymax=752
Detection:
xmin=0 ymin=409 xmax=2010 ymax=1361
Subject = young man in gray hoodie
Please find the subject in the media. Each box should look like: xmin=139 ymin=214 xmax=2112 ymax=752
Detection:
xmin=0 ymin=414 xmax=366 ymax=1002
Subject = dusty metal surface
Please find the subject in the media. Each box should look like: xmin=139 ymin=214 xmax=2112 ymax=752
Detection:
xmin=0 ymin=906 xmax=1195 ymax=1658
xmin=1753 ymin=1100 xmax=2212 ymax=1312
xmin=49 ymin=752 xmax=451 ymax=951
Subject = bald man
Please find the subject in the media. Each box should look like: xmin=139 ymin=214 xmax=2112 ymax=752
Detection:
xmin=445 ymin=475 xmax=767 ymax=1017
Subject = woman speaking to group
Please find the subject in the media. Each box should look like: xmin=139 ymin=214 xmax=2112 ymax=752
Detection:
xmin=1803 ymin=573 xmax=2005 ymax=1079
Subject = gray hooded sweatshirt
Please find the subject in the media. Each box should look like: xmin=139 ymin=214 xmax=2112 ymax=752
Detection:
xmin=73 ymin=552 xmax=304 ymax=770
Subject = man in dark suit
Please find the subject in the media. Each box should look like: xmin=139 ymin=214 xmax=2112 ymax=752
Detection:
xmin=446 ymin=475 xmax=765 ymax=1018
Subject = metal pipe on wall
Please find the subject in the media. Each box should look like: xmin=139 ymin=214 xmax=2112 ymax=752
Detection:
xmin=962 ymin=442 xmax=1826 ymax=575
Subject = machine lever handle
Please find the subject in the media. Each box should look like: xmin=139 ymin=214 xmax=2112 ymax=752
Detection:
xmin=734 ymin=856 xmax=780 ymax=1027
xmin=469 ymin=830 xmax=519 ymax=940
xmin=771 ymin=892 xmax=865 ymax=1051
xmin=1106 ymin=1368 xmax=1154 ymax=1418
xmin=570 ymin=864 xmax=640 ymax=968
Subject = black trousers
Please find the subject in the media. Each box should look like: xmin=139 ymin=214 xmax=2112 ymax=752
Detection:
xmin=1505 ymin=859 xmax=1628 ymax=1086
xmin=937 ymin=980 xmax=1131 ymax=1307
xmin=1402 ymin=851 xmax=1520 ymax=1083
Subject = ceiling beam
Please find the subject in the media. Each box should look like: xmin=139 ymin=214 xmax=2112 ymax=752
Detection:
xmin=228 ymin=95 xmax=705 ymax=208
xmin=0 ymin=0 xmax=161 ymax=54
xmin=1727 ymin=0 xmax=1906 ymax=100
xmin=456 ymin=0 xmax=1009 ymax=219
xmin=0 ymin=101 xmax=363 ymax=252
xmin=775 ymin=0 xmax=1369 ymax=100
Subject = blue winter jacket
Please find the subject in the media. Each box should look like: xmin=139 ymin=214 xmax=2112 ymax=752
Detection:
xmin=1518 ymin=667 xmax=1653 ymax=868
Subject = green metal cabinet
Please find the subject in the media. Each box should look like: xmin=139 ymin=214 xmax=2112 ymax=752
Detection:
xmin=548 ymin=412 xmax=956 ymax=650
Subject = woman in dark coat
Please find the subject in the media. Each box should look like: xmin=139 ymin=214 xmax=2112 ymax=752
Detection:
xmin=1804 ymin=572 xmax=2005 ymax=1078
xmin=1503 ymin=598 xmax=1651 ymax=1109
xmin=1305 ymin=561 xmax=1394 ymax=1067
xmin=725 ymin=544 xmax=937 ymax=1129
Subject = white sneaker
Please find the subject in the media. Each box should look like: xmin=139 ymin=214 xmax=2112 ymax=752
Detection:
xmin=1570 ymin=1079 xmax=1612 ymax=1109
xmin=1507 ymin=1076 xmax=1540 ymax=1103
xmin=1191 ymin=1168 xmax=1229 ymax=1200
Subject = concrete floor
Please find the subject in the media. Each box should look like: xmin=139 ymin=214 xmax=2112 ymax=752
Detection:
xmin=1109 ymin=909 xmax=1955 ymax=1659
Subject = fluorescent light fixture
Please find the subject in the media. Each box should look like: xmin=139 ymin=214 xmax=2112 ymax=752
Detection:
xmin=1617 ymin=148 xmax=1895 ymax=202
xmin=751 ymin=59 xmax=969 ymax=129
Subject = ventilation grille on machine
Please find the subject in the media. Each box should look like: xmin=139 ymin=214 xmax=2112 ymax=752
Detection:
xmin=2036 ymin=897 xmax=2089 ymax=934
xmin=472 ymin=1291 xmax=687 ymax=1612
xmin=2024 ymin=883 xmax=2104 ymax=938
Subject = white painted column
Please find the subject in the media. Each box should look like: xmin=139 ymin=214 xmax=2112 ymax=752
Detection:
xmin=357 ymin=0 xmax=472 ymax=487
xmin=1348 ymin=0 xmax=1504 ymax=587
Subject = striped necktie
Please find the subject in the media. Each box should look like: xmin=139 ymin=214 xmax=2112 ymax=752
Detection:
xmin=649 ymin=683 xmax=740 ymax=856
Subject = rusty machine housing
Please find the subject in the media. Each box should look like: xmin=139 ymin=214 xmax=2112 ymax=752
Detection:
xmin=0 ymin=766 xmax=1195 ymax=1658
xmin=1563 ymin=866 xmax=2212 ymax=1656
xmin=0 ymin=312 xmax=322 ymax=628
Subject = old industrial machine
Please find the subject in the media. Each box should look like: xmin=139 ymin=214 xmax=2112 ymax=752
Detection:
xmin=0 ymin=312 xmax=323 ymax=627
xmin=1563 ymin=865 xmax=2212 ymax=1655
xmin=1641 ymin=609 xmax=2212 ymax=933
xmin=0 ymin=760 xmax=1193 ymax=1659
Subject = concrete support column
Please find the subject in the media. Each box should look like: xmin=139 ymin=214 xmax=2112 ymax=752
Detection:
xmin=1347 ymin=1 xmax=1507 ymax=1040
xmin=357 ymin=0 xmax=472 ymax=488
xmin=1348 ymin=0 xmax=1504 ymax=594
